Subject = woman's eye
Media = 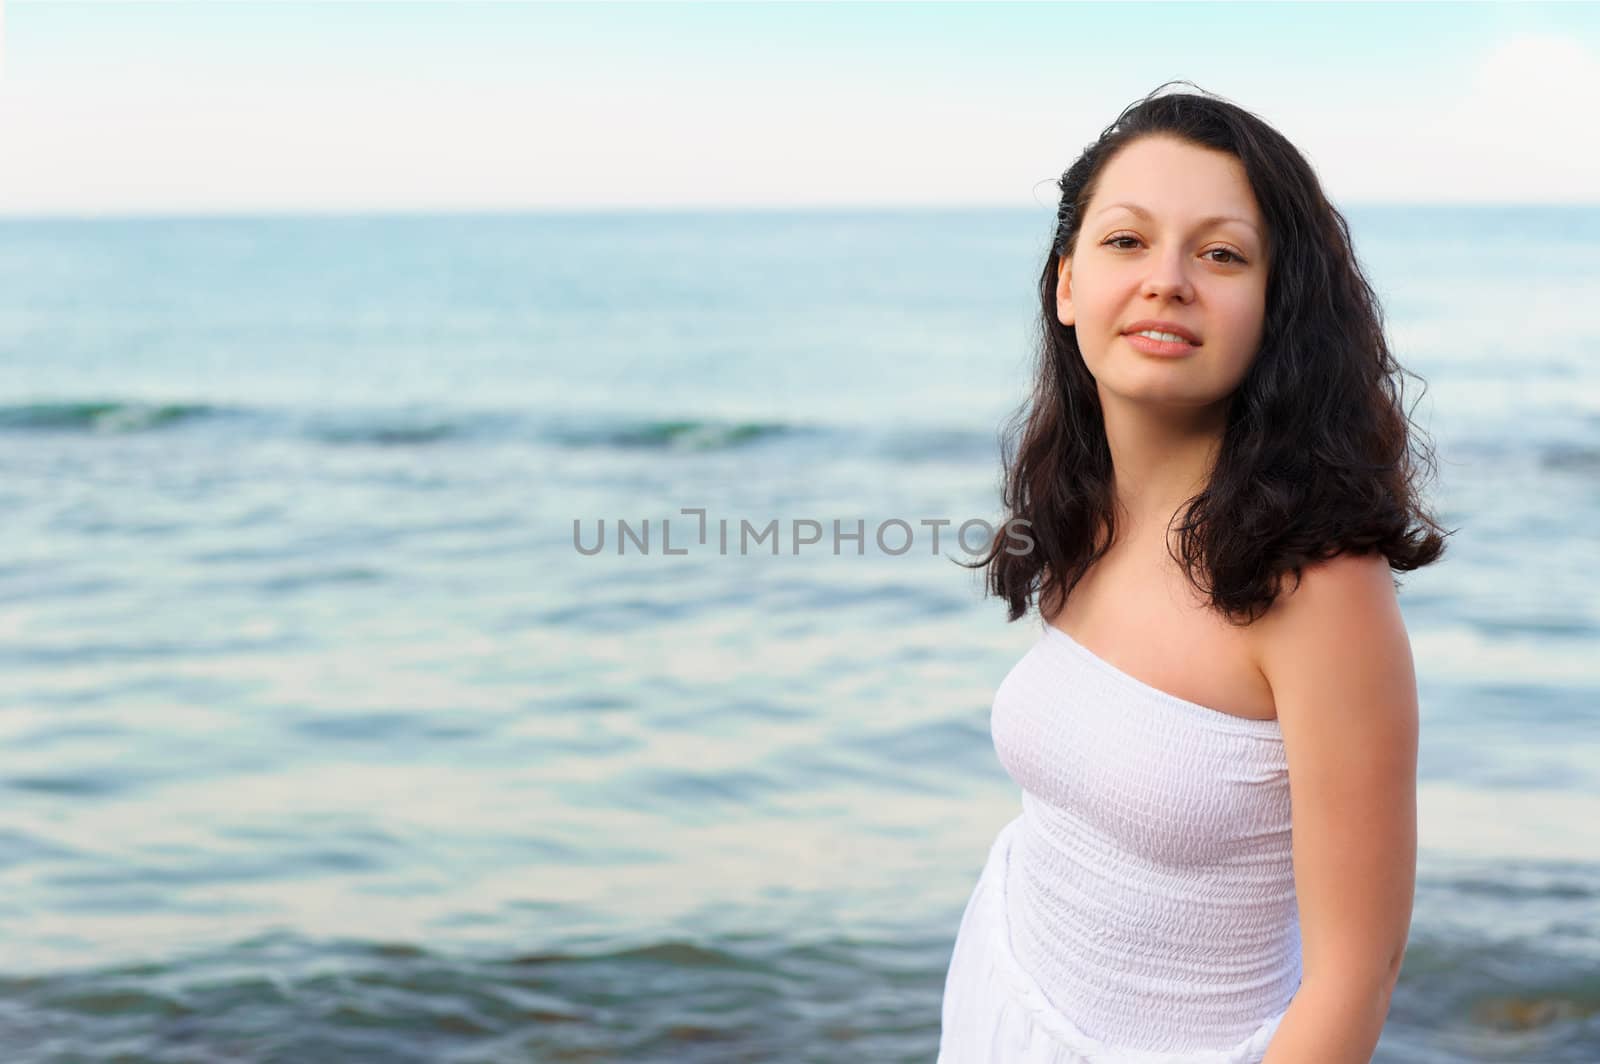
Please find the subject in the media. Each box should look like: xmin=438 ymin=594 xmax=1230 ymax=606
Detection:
xmin=1101 ymin=235 xmax=1246 ymax=265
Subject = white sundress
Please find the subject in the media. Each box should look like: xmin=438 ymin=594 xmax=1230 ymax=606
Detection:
xmin=938 ymin=621 xmax=1303 ymax=1063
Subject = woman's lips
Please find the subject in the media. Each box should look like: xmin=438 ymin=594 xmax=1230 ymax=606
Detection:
xmin=1123 ymin=332 xmax=1199 ymax=357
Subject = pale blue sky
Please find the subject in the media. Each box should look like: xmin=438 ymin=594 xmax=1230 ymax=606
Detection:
xmin=2 ymin=1 xmax=1596 ymax=214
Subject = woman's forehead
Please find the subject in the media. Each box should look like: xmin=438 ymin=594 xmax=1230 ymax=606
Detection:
xmin=1093 ymin=140 xmax=1262 ymax=227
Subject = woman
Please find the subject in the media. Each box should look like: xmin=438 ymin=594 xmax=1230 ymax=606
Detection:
xmin=941 ymin=84 xmax=1452 ymax=1063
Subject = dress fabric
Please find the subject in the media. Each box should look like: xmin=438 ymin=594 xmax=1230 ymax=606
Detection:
xmin=938 ymin=621 xmax=1303 ymax=1063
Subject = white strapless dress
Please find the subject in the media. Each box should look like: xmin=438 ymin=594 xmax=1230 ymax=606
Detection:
xmin=938 ymin=622 xmax=1302 ymax=1063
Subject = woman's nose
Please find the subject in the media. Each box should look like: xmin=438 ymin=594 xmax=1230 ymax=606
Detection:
xmin=1140 ymin=249 xmax=1194 ymax=301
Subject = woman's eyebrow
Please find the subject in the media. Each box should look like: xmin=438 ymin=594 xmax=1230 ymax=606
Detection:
xmin=1094 ymin=201 xmax=1260 ymax=238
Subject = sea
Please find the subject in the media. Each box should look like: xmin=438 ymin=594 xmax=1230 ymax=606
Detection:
xmin=0 ymin=207 xmax=1596 ymax=1062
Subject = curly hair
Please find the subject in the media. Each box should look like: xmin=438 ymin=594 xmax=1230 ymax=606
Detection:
xmin=965 ymin=80 xmax=1454 ymax=626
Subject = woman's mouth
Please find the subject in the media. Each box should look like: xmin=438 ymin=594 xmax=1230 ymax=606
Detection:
xmin=1123 ymin=330 xmax=1199 ymax=357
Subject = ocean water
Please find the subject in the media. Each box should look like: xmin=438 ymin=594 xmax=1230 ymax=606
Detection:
xmin=0 ymin=207 xmax=1596 ymax=1062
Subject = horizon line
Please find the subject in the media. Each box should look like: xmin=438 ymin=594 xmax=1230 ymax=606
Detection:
xmin=2 ymin=200 xmax=1595 ymax=223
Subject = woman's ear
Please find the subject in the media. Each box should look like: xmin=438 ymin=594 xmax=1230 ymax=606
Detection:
xmin=1055 ymin=255 xmax=1075 ymax=327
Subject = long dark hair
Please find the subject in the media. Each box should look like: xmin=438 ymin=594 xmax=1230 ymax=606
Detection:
xmin=968 ymin=81 xmax=1454 ymax=626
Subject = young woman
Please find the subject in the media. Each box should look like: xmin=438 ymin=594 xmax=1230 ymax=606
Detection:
xmin=941 ymin=84 xmax=1452 ymax=1063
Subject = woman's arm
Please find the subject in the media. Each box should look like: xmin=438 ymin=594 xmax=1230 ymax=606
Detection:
xmin=1254 ymin=552 xmax=1419 ymax=1064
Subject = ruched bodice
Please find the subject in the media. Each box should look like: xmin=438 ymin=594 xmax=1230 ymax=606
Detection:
xmin=939 ymin=620 xmax=1302 ymax=1063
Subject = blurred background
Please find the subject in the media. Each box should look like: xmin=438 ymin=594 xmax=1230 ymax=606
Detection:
xmin=1 ymin=3 xmax=1598 ymax=1062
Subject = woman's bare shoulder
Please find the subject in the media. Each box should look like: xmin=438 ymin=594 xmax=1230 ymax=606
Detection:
xmin=1250 ymin=550 xmax=1410 ymax=706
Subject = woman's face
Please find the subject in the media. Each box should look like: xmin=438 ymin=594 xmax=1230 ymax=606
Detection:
xmin=1057 ymin=135 xmax=1270 ymax=411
